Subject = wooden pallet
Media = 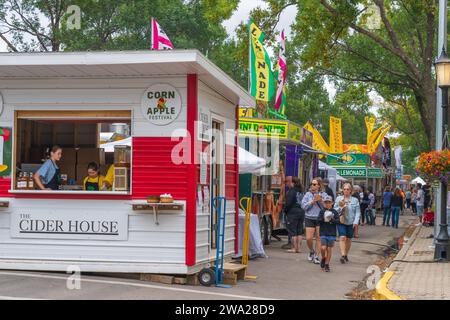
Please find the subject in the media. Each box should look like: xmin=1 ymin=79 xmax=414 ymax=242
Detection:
xmin=221 ymin=262 xmax=247 ymax=285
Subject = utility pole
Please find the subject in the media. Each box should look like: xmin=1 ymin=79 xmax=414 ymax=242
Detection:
xmin=435 ymin=0 xmax=447 ymax=241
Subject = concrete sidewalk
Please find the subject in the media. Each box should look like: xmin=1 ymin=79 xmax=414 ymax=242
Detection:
xmin=375 ymin=223 xmax=450 ymax=300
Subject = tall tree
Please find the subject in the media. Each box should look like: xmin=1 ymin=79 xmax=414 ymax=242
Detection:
xmin=259 ymin=0 xmax=439 ymax=149
xmin=0 ymin=0 xmax=238 ymax=54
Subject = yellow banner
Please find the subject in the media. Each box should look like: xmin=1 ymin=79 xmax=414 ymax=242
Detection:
xmin=239 ymin=107 xmax=254 ymax=118
xmin=367 ymin=125 xmax=383 ymax=147
xmin=304 ymin=122 xmax=329 ymax=153
xmin=365 ymin=116 xmax=376 ymax=145
xmin=370 ymin=125 xmax=391 ymax=153
xmin=249 ymin=20 xmax=265 ymax=43
xmin=329 ymin=116 xmax=343 ymax=154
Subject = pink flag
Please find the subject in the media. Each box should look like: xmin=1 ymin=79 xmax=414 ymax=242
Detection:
xmin=275 ymin=30 xmax=286 ymax=113
xmin=151 ymin=18 xmax=174 ymax=50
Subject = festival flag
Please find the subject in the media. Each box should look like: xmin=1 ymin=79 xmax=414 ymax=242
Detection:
xmin=365 ymin=116 xmax=376 ymax=145
xmin=304 ymin=121 xmax=330 ymax=153
xmin=274 ymin=30 xmax=287 ymax=114
xmin=329 ymin=116 xmax=343 ymax=154
xmin=249 ymin=19 xmax=275 ymax=102
xmin=151 ymin=18 xmax=174 ymax=50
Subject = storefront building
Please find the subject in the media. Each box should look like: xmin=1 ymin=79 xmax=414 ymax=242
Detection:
xmin=0 ymin=50 xmax=254 ymax=274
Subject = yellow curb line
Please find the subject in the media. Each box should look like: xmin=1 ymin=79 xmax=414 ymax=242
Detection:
xmin=374 ymin=271 xmax=404 ymax=300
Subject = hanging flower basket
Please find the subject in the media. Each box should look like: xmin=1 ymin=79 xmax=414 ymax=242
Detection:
xmin=416 ymin=150 xmax=450 ymax=185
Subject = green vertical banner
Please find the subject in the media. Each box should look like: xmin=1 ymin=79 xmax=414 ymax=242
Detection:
xmin=249 ymin=19 xmax=275 ymax=102
xmin=0 ymin=127 xmax=12 ymax=177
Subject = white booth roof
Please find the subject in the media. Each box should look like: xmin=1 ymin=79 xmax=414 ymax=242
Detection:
xmin=0 ymin=49 xmax=255 ymax=107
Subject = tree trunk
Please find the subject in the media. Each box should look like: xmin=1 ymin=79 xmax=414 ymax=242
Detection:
xmin=415 ymin=81 xmax=436 ymax=150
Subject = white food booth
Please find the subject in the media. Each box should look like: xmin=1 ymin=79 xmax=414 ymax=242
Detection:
xmin=0 ymin=50 xmax=254 ymax=274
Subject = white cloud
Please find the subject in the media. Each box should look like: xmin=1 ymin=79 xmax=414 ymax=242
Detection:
xmin=223 ymin=1 xmax=297 ymax=39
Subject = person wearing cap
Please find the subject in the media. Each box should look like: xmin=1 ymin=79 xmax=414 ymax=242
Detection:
xmin=317 ymin=195 xmax=340 ymax=272
xmin=323 ymin=178 xmax=335 ymax=201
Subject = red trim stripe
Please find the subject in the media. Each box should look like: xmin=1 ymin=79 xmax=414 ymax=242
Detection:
xmin=235 ymin=105 xmax=239 ymax=254
xmin=186 ymin=74 xmax=198 ymax=266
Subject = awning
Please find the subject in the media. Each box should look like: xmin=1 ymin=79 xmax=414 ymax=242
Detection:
xmin=239 ymin=147 xmax=266 ymax=175
xmin=0 ymin=50 xmax=255 ymax=108
xmin=411 ymin=177 xmax=426 ymax=185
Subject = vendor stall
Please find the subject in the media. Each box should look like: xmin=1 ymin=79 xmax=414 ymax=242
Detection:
xmin=0 ymin=50 xmax=254 ymax=274
xmin=238 ymin=117 xmax=319 ymax=243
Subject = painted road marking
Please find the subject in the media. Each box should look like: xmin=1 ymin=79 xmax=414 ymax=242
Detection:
xmin=0 ymin=271 xmax=276 ymax=300
xmin=0 ymin=295 xmax=43 ymax=300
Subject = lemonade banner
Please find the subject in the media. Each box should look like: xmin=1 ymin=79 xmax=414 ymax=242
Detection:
xmin=329 ymin=116 xmax=343 ymax=154
xmin=304 ymin=122 xmax=329 ymax=153
xmin=249 ymin=19 xmax=275 ymax=102
xmin=327 ymin=154 xmax=370 ymax=167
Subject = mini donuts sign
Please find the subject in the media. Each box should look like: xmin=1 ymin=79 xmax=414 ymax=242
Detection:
xmin=141 ymin=84 xmax=182 ymax=125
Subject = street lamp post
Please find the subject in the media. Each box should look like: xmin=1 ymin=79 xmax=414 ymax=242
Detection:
xmin=434 ymin=47 xmax=450 ymax=261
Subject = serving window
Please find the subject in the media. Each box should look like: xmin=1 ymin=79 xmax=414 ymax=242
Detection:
xmin=13 ymin=110 xmax=132 ymax=194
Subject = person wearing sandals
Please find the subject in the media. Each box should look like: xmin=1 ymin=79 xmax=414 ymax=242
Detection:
xmin=334 ymin=182 xmax=361 ymax=264
xmin=318 ymin=195 xmax=340 ymax=272
xmin=284 ymin=177 xmax=305 ymax=253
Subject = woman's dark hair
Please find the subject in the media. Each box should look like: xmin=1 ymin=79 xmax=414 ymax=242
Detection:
xmin=385 ymin=186 xmax=391 ymax=192
xmin=87 ymin=162 xmax=99 ymax=172
xmin=368 ymin=186 xmax=373 ymax=193
xmin=292 ymin=177 xmax=304 ymax=193
xmin=394 ymin=188 xmax=402 ymax=197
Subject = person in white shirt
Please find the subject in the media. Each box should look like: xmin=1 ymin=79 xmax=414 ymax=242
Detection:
xmin=416 ymin=184 xmax=425 ymax=226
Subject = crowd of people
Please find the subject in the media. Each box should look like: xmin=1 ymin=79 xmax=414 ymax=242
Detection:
xmin=283 ymin=177 xmax=432 ymax=272
xmin=284 ymin=177 xmax=360 ymax=272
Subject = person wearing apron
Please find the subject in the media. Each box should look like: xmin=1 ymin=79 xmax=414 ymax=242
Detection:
xmin=34 ymin=145 xmax=62 ymax=191
xmin=83 ymin=162 xmax=106 ymax=191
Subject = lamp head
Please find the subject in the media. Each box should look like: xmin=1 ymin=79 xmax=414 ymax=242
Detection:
xmin=435 ymin=47 xmax=450 ymax=88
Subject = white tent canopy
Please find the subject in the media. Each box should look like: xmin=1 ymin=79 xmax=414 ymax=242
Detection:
xmin=412 ymin=177 xmax=426 ymax=185
xmin=239 ymin=147 xmax=266 ymax=175
xmin=100 ymin=137 xmax=132 ymax=152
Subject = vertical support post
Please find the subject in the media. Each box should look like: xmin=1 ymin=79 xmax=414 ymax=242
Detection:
xmin=435 ymin=0 xmax=448 ymax=240
xmin=186 ymin=74 xmax=198 ymax=267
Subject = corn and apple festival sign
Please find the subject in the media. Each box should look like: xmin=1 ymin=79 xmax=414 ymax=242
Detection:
xmin=141 ymin=84 xmax=182 ymax=125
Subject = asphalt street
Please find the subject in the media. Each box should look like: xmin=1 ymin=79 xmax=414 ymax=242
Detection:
xmin=0 ymin=214 xmax=417 ymax=300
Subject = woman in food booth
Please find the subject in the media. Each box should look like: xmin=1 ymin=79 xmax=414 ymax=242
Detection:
xmin=83 ymin=162 xmax=106 ymax=191
xmin=34 ymin=145 xmax=62 ymax=191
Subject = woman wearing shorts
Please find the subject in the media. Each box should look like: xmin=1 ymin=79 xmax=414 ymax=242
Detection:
xmin=284 ymin=177 xmax=305 ymax=253
xmin=334 ymin=182 xmax=361 ymax=264
xmin=302 ymin=177 xmax=328 ymax=264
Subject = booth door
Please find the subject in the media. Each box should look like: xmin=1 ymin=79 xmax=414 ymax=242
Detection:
xmin=210 ymin=119 xmax=224 ymax=250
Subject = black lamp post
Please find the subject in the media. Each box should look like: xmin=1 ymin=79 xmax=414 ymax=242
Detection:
xmin=434 ymin=47 xmax=450 ymax=261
